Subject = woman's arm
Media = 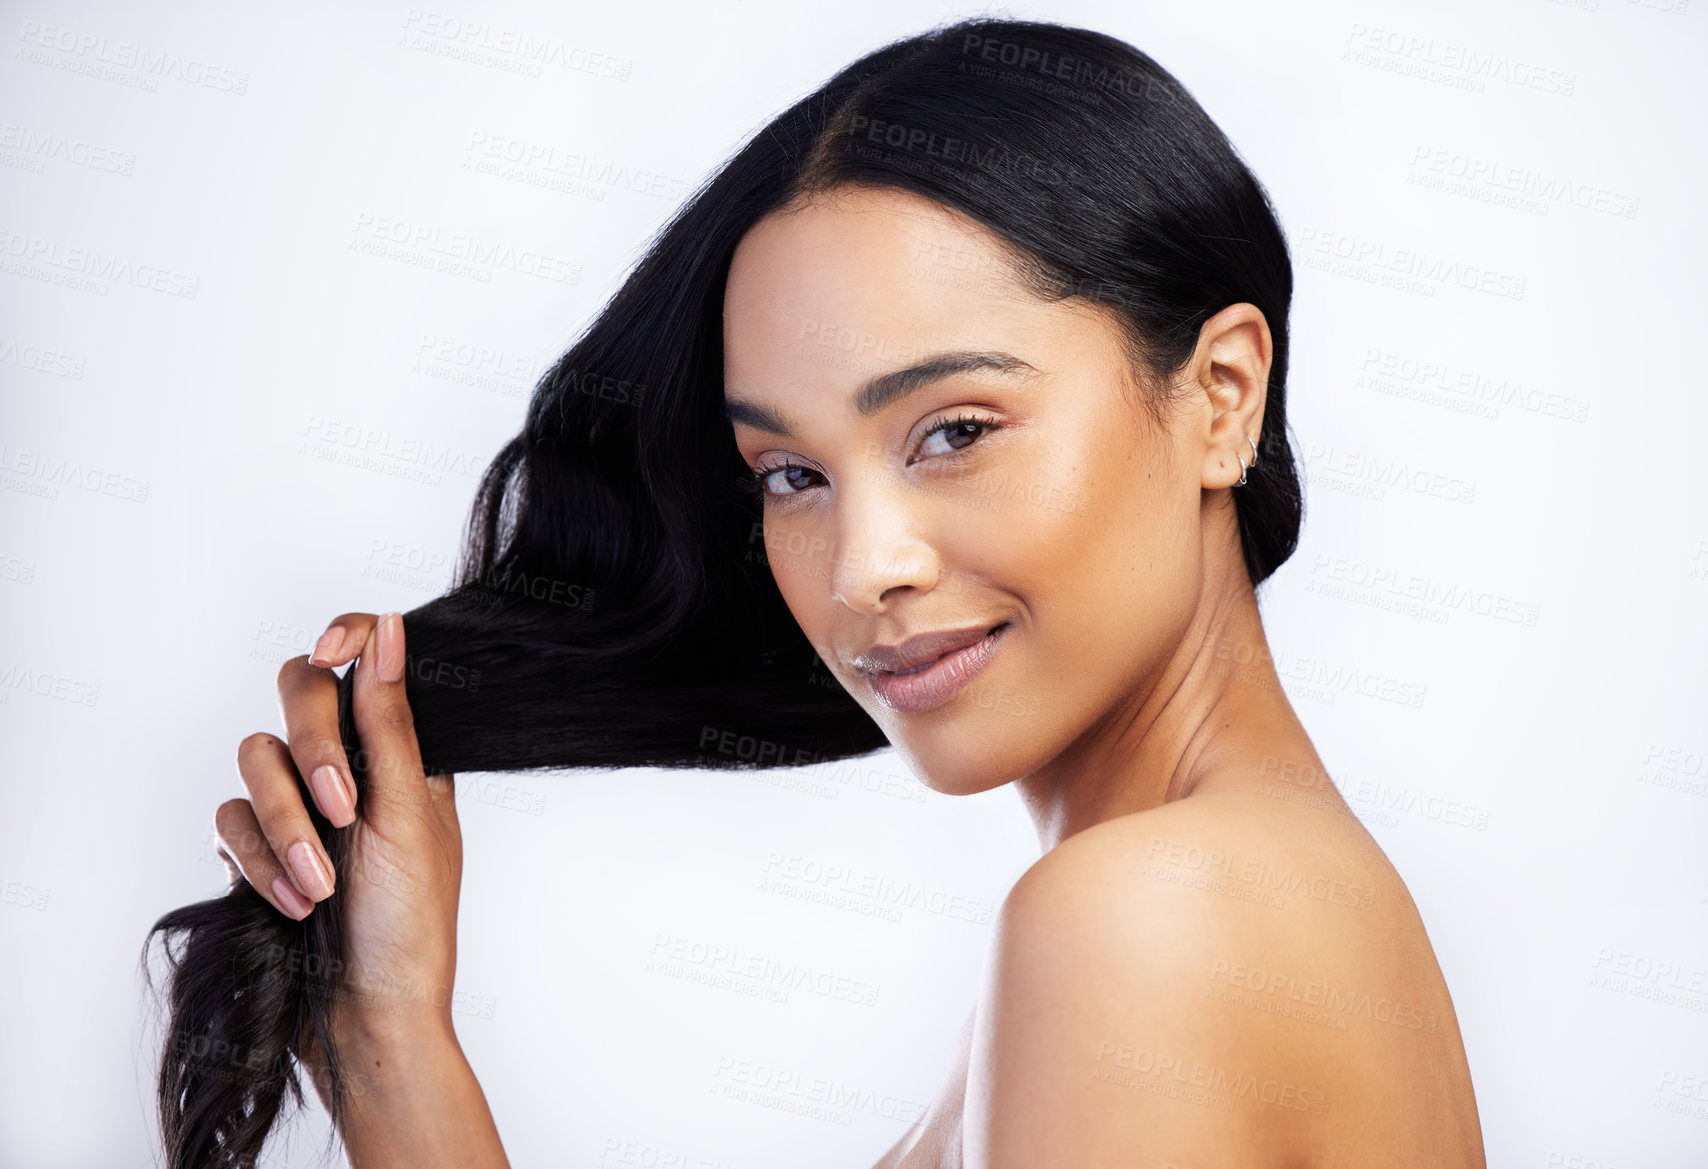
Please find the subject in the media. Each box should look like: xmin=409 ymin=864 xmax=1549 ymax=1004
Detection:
xmin=302 ymin=1010 xmax=509 ymax=1169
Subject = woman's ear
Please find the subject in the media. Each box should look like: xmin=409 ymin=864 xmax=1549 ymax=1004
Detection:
xmin=1189 ymin=303 xmax=1273 ymax=490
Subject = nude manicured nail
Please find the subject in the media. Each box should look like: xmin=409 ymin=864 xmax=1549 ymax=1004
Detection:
xmin=271 ymin=876 xmax=313 ymax=919
xmin=376 ymin=612 xmax=404 ymax=682
xmin=310 ymin=763 xmax=355 ymax=824
xmin=288 ymin=840 xmax=335 ymax=901
xmin=309 ymin=626 xmax=345 ymax=666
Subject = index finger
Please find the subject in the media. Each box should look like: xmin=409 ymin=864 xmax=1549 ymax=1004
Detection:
xmin=307 ymin=612 xmax=380 ymax=669
xmin=277 ymin=655 xmax=359 ymax=828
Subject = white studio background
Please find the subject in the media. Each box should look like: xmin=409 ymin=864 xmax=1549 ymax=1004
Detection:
xmin=1 ymin=0 xmax=1703 ymax=1166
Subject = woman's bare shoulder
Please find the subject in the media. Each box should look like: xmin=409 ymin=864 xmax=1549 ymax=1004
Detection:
xmin=961 ymin=791 xmax=1484 ymax=1168
xmin=1026 ymin=784 xmax=1415 ymax=923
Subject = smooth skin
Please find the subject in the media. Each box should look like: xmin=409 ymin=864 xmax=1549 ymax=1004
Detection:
xmin=215 ymin=185 xmax=1487 ymax=1167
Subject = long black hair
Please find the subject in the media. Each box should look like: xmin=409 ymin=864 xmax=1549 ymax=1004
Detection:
xmin=144 ymin=16 xmax=1302 ymax=1166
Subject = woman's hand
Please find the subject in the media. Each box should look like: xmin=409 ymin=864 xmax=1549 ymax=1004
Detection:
xmin=213 ymin=611 xmax=464 ymax=1050
xmin=213 ymin=612 xmax=508 ymax=1165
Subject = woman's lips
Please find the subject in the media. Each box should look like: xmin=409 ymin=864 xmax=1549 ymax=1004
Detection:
xmin=865 ymin=623 xmax=1009 ymax=715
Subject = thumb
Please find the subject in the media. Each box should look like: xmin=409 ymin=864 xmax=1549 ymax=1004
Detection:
xmin=426 ymin=770 xmax=460 ymax=835
xmin=348 ymin=612 xmax=434 ymax=823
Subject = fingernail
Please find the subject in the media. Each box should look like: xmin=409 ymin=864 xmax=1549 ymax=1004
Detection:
xmin=310 ymin=763 xmax=355 ymax=825
xmin=272 ymin=875 xmax=313 ymax=919
xmin=309 ymin=626 xmax=345 ymax=666
xmin=376 ymin=612 xmax=404 ymax=683
xmin=288 ymin=840 xmax=335 ymax=901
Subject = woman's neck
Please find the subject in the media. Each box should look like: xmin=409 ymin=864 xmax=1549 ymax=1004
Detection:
xmin=1015 ymin=514 xmax=1318 ymax=853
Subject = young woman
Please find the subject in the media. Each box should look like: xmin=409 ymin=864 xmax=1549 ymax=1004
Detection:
xmin=149 ymin=17 xmax=1486 ymax=1168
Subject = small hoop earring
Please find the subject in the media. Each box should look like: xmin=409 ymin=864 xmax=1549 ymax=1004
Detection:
xmin=1246 ymin=435 xmax=1259 ymax=467
xmin=1236 ymin=452 xmax=1249 ymax=487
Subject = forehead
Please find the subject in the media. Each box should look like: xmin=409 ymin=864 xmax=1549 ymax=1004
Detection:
xmin=722 ymin=186 xmax=1042 ymax=388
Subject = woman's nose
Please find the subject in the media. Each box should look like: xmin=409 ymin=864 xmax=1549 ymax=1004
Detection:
xmin=826 ymin=479 xmax=940 ymax=614
xmin=829 ymin=543 xmax=936 ymax=613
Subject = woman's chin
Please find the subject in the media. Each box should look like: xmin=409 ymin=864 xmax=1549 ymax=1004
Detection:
xmin=889 ymin=737 xmax=1022 ymax=799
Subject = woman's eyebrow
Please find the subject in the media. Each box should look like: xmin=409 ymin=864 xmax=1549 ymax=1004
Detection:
xmin=725 ymin=349 xmax=1039 ymax=437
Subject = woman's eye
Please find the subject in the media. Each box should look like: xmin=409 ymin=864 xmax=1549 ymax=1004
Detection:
xmin=914 ymin=415 xmax=999 ymax=462
xmin=754 ymin=462 xmax=822 ymax=498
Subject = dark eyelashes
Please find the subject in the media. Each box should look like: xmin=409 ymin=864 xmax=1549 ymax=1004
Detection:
xmin=739 ymin=412 xmax=1002 ymax=501
xmin=913 ymin=411 xmax=1001 ymax=462
xmin=734 ymin=459 xmax=807 ymax=497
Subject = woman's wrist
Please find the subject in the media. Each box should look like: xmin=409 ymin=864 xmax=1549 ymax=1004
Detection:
xmin=310 ymin=1013 xmax=508 ymax=1169
xmin=337 ymin=995 xmax=459 ymax=1060
xmin=299 ymin=1001 xmax=457 ymax=1111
